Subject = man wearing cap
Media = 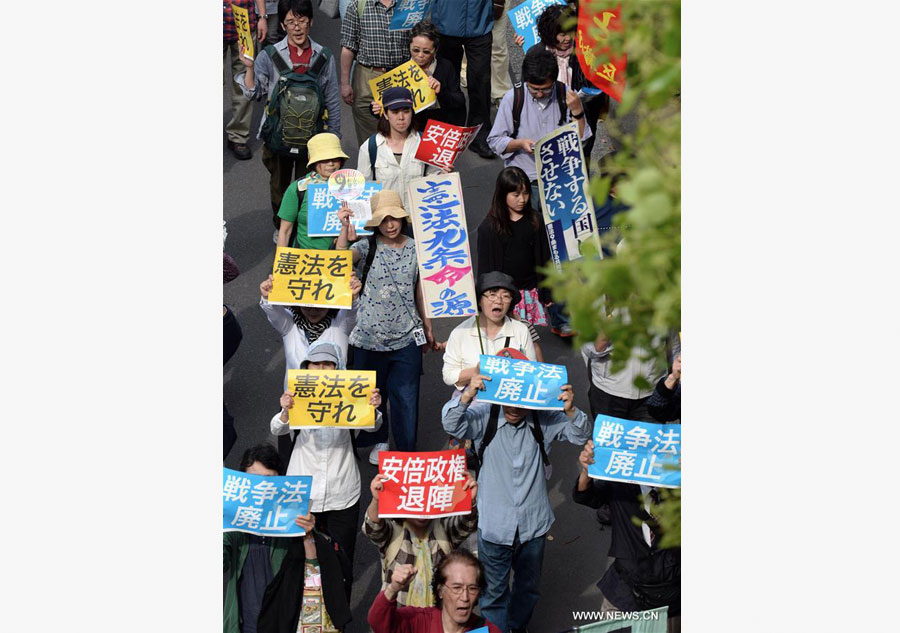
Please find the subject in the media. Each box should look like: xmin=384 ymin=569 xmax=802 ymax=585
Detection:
xmin=340 ymin=0 xmax=414 ymax=147
xmin=441 ymin=370 xmax=592 ymax=633
xmin=442 ymin=272 xmax=537 ymax=391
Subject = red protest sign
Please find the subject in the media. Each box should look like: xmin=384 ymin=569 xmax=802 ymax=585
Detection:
xmin=377 ymin=449 xmax=473 ymax=518
xmin=414 ymin=121 xmax=483 ymax=170
xmin=575 ymin=1 xmax=626 ymax=103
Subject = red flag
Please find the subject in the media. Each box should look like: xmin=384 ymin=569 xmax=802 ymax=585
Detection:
xmin=575 ymin=2 xmax=626 ymax=103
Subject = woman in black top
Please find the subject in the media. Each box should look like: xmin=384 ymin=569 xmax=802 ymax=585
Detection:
xmin=475 ymin=166 xmax=553 ymax=328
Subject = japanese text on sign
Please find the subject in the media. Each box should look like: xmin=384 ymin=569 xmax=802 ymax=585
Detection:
xmin=368 ymin=59 xmax=437 ymax=114
xmin=307 ymin=181 xmax=380 ymax=237
xmin=231 ymin=3 xmax=254 ymax=60
xmin=588 ymin=415 xmax=681 ymax=488
xmin=377 ymin=450 xmax=473 ymax=518
xmin=268 ymin=247 xmax=353 ymax=308
xmin=534 ymin=122 xmax=601 ymax=267
xmin=476 ymin=354 xmax=568 ymax=410
xmin=389 ymin=0 xmax=433 ymax=31
xmin=509 ymin=0 xmax=566 ymax=53
xmin=223 ymin=468 xmax=312 ymax=536
xmin=414 ymin=120 xmax=483 ymax=171
xmin=287 ymin=369 xmax=376 ymax=428
xmin=407 ymin=173 xmax=477 ymax=319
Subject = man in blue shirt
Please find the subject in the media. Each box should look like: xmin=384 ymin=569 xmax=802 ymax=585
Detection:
xmin=441 ymin=372 xmax=592 ymax=633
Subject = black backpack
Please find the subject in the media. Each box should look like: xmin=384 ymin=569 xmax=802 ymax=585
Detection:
xmin=511 ymin=80 xmax=567 ymax=139
xmin=260 ymin=45 xmax=332 ymax=157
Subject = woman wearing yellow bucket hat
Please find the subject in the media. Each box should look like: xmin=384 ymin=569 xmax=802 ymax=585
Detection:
xmin=274 ymin=132 xmax=349 ymax=249
xmin=335 ymin=189 xmax=444 ymax=465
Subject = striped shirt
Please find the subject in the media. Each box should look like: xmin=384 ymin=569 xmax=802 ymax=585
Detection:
xmin=223 ymin=1 xmax=259 ymax=44
xmin=340 ymin=0 xmax=412 ymax=69
xmin=363 ymin=511 xmax=478 ymax=606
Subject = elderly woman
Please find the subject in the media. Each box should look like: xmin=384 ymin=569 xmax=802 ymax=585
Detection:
xmin=441 ymin=272 xmax=536 ymax=391
xmin=367 ymin=549 xmax=502 ymax=633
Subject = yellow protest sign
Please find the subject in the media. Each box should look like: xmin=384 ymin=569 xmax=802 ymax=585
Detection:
xmin=269 ymin=247 xmax=353 ymax=308
xmin=368 ymin=59 xmax=436 ymax=114
xmin=231 ymin=3 xmax=254 ymax=60
xmin=287 ymin=370 xmax=377 ymax=428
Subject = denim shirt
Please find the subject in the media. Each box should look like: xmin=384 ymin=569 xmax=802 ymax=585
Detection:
xmin=441 ymin=397 xmax=592 ymax=545
xmin=234 ymin=37 xmax=342 ymax=140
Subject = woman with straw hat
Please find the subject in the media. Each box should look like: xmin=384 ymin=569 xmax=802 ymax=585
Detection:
xmin=274 ymin=132 xmax=349 ymax=249
xmin=335 ymin=190 xmax=443 ymax=465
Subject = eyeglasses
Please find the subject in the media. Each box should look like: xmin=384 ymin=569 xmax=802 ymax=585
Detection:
xmin=525 ymin=83 xmax=554 ymax=97
xmin=410 ymin=46 xmax=434 ymax=56
xmin=283 ymin=17 xmax=310 ymax=29
xmin=483 ymin=290 xmax=513 ymax=302
xmin=443 ymin=584 xmax=481 ymax=597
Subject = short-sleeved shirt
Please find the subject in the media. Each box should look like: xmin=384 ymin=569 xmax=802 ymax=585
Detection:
xmin=277 ymin=172 xmax=335 ymax=250
xmin=349 ymin=237 xmax=421 ymax=351
xmin=339 ymin=0 xmax=411 ymax=69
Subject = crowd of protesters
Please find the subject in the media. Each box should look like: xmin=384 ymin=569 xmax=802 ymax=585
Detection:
xmin=224 ymin=2 xmax=680 ymax=632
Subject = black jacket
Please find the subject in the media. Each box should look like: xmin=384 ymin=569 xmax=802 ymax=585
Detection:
xmin=475 ymin=215 xmax=552 ymax=303
xmin=257 ymin=531 xmax=352 ymax=633
xmin=572 ymin=477 xmax=680 ymax=615
xmin=414 ymin=57 xmax=467 ymax=131
xmin=647 ymin=376 xmax=681 ymax=422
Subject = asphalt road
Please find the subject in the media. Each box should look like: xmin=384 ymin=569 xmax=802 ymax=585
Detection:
xmin=223 ymin=9 xmax=611 ymax=632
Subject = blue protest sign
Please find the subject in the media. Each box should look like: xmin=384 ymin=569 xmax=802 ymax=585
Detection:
xmin=390 ymin=0 xmax=432 ymax=31
xmin=223 ymin=468 xmax=313 ymax=536
xmin=306 ymin=182 xmax=380 ymax=237
xmin=588 ymin=415 xmax=681 ymax=488
xmin=476 ymin=354 xmax=567 ymax=410
xmin=535 ymin=122 xmax=601 ymax=267
xmin=509 ymin=0 xmax=566 ymax=52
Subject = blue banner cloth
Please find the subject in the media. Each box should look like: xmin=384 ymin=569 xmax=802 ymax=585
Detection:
xmin=509 ymin=0 xmax=566 ymax=52
xmin=306 ymin=182 xmax=381 ymax=237
xmin=223 ymin=468 xmax=313 ymax=536
xmin=390 ymin=0 xmax=433 ymax=31
xmin=475 ymin=354 xmax=567 ymax=410
xmin=588 ymin=415 xmax=681 ymax=488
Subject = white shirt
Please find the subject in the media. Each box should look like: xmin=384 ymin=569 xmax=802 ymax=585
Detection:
xmin=270 ymin=411 xmax=383 ymax=513
xmin=260 ymin=297 xmax=357 ymax=390
xmin=356 ymin=131 xmax=443 ymax=210
xmin=441 ymin=315 xmax=536 ymax=388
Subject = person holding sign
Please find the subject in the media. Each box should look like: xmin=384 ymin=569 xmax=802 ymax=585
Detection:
xmin=441 ymin=372 xmax=591 ymax=633
xmin=275 ymin=132 xmax=349 ymax=249
xmin=441 ymin=272 xmax=537 ymax=391
xmin=259 ymin=272 xmax=362 ymax=393
xmin=224 ymin=444 xmax=329 ymax=633
xmin=224 ymin=1 xmax=267 ymax=160
xmin=476 ymin=167 xmax=553 ymax=329
xmin=368 ymin=550 xmax=502 ymax=633
xmin=271 ymin=340 xmax=382 ymax=590
xmin=235 ymin=0 xmax=342 ymax=229
xmin=573 ymin=440 xmax=681 ymax=628
xmin=339 ymin=0 xmax=414 ymax=149
xmin=357 ymin=86 xmax=443 ymax=211
xmin=336 ymin=190 xmax=442 ymax=465
xmin=370 ymin=20 xmax=467 ymax=132
xmin=363 ymin=471 xmax=479 ymax=607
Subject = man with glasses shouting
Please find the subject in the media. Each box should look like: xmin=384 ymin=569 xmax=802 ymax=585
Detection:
xmin=236 ymin=0 xmax=342 ymax=232
xmin=368 ymin=550 xmax=502 ymax=633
